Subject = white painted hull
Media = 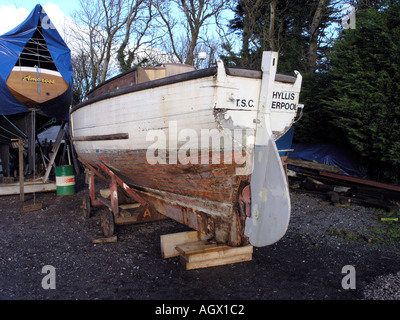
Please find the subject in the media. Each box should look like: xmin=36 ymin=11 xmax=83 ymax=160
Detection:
xmin=72 ymin=66 xmax=301 ymax=154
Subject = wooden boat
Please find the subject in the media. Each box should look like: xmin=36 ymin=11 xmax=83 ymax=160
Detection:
xmin=6 ymin=66 xmax=68 ymax=106
xmin=71 ymin=52 xmax=303 ymax=247
xmin=0 ymin=4 xmax=72 ymax=120
xmin=0 ymin=4 xmax=73 ymax=175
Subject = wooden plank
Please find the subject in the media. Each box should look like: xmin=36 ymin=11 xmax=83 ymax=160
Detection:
xmin=160 ymin=231 xmax=209 ymax=259
xmin=175 ymin=240 xmax=223 ymax=256
xmin=119 ymin=203 xmax=141 ymax=210
xmin=100 ymin=188 xmax=110 ymax=198
xmin=177 ymin=242 xmax=253 ymax=262
xmin=22 ymin=203 xmax=42 ymax=213
xmin=319 ymin=171 xmax=400 ymax=192
xmin=92 ymin=235 xmax=118 ymax=243
xmin=97 ymin=196 xmax=112 ymax=210
xmin=180 ymin=253 xmax=253 ymax=270
xmin=0 ymin=181 xmax=56 ymax=195
xmin=72 ymin=133 xmax=129 ymax=142
xmin=176 ymin=242 xmax=253 ymax=270
xmin=287 ymin=158 xmax=341 ymax=173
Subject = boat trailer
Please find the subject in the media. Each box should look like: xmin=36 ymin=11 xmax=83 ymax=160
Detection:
xmin=79 ymin=159 xmax=254 ymax=270
xmin=80 ymin=159 xmax=167 ymax=237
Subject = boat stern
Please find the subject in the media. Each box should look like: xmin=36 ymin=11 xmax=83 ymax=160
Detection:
xmin=244 ymin=52 xmax=293 ymax=247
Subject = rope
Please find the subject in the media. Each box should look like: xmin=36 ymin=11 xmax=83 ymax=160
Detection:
xmin=0 ymin=124 xmax=23 ymax=139
xmin=2 ymin=27 xmax=55 ymax=65
xmin=1 ymin=114 xmax=27 ymax=138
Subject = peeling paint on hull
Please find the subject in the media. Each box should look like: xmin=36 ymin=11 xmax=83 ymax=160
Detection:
xmin=80 ymin=149 xmax=250 ymax=246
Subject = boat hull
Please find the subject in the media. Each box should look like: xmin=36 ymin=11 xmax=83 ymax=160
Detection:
xmin=81 ymin=148 xmax=249 ymax=245
xmin=71 ymin=54 xmax=302 ymax=246
xmin=6 ymin=67 xmax=68 ymax=106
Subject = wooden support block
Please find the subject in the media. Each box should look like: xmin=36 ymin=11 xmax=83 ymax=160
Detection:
xmin=160 ymin=230 xmax=209 ymax=258
xmin=22 ymin=203 xmax=43 ymax=213
xmin=119 ymin=203 xmax=141 ymax=210
xmin=175 ymin=240 xmax=224 ymax=256
xmin=92 ymin=235 xmax=118 ymax=243
xmin=100 ymin=188 xmax=110 ymax=198
xmin=161 ymin=231 xmax=253 ymax=270
xmin=176 ymin=241 xmax=253 ymax=270
xmin=180 ymin=253 xmax=253 ymax=270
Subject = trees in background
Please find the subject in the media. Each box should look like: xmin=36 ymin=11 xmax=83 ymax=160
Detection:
xmin=222 ymin=0 xmax=339 ymax=73
xmin=151 ymin=0 xmax=228 ymax=67
xmin=324 ymin=3 xmax=400 ymax=182
xmin=68 ymin=0 xmax=400 ymax=182
xmin=70 ymin=0 xmax=228 ymax=97
xmin=296 ymin=1 xmax=400 ymax=183
xmin=70 ymin=0 xmax=156 ymax=92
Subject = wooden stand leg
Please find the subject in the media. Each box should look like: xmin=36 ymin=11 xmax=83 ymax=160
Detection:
xmin=110 ymin=175 xmax=119 ymax=217
xmin=88 ymin=172 xmax=102 ymax=207
xmin=18 ymin=139 xmax=24 ymax=202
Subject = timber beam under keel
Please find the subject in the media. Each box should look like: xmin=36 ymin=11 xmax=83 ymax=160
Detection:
xmin=161 ymin=230 xmax=253 ymax=270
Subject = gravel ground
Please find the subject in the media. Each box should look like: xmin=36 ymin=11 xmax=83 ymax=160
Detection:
xmin=0 ymin=173 xmax=399 ymax=301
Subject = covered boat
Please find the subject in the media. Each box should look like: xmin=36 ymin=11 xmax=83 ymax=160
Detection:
xmin=0 ymin=4 xmax=73 ymax=175
xmin=71 ymin=52 xmax=302 ymax=247
xmin=0 ymin=3 xmax=72 ymax=119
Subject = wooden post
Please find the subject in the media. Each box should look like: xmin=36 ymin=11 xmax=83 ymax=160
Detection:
xmin=26 ymin=111 xmax=35 ymax=174
xmin=110 ymin=175 xmax=119 ymax=217
xmin=0 ymin=143 xmax=10 ymax=177
xmin=43 ymin=122 xmax=66 ymax=183
xmin=17 ymin=139 xmax=24 ymax=202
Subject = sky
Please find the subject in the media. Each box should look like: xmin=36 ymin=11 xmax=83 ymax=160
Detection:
xmin=0 ymin=0 xmax=235 ymax=72
xmin=0 ymin=1 xmax=79 ymax=36
xmin=2 ymin=0 xmax=78 ymax=16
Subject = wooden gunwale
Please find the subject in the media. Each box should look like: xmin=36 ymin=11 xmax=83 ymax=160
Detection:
xmin=70 ymin=66 xmax=296 ymax=114
xmin=71 ymin=67 xmax=217 ymax=113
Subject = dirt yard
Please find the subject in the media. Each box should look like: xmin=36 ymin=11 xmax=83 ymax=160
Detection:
xmin=0 ymin=173 xmax=399 ymax=302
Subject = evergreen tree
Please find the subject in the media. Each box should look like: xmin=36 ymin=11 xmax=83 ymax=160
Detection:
xmin=317 ymin=2 xmax=400 ymax=182
xmin=222 ymin=0 xmax=334 ymax=74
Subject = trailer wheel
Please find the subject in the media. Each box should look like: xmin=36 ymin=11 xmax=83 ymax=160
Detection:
xmin=101 ymin=210 xmax=115 ymax=237
xmin=82 ymin=195 xmax=91 ymax=219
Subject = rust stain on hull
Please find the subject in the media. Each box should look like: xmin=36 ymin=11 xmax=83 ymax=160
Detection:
xmin=80 ymin=149 xmax=250 ymax=246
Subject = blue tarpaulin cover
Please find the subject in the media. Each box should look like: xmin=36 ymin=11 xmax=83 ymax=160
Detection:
xmin=276 ymin=126 xmax=294 ymax=157
xmin=0 ymin=4 xmax=72 ymax=119
xmin=289 ymin=143 xmax=367 ymax=178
